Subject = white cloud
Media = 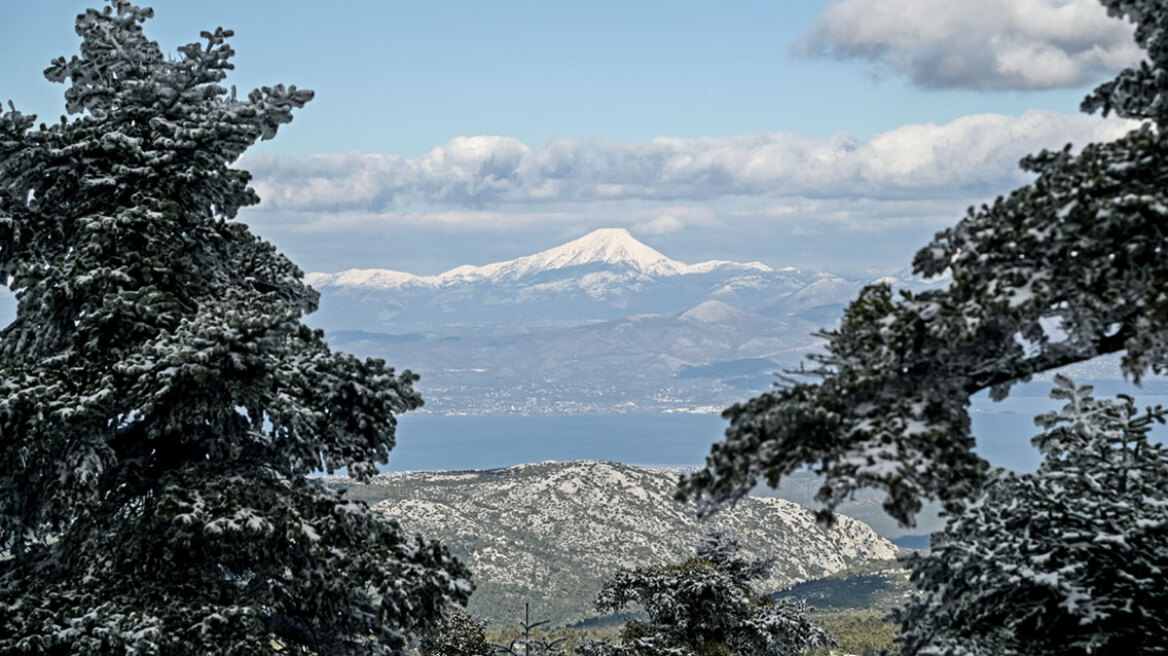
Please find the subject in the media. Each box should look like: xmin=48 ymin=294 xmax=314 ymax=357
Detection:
xmin=245 ymin=110 xmax=1135 ymax=214
xmin=631 ymin=207 xmax=718 ymax=235
xmin=728 ymin=197 xmax=974 ymax=238
xmin=634 ymin=214 xmax=684 ymax=235
xmin=798 ymin=0 xmax=1141 ymax=90
xmin=248 ymin=209 xmax=573 ymax=234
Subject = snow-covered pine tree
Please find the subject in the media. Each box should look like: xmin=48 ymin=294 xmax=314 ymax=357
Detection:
xmin=421 ymin=608 xmax=493 ymax=656
xmin=580 ymin=526 xmax=833 ymax=656
xmin=679 ymin=0 xmax=1168 ymax=526
xmin=0 ymin=3 xmax=470 ymax=654
xmin=893 ymin=376 xmax=1168 ymax=655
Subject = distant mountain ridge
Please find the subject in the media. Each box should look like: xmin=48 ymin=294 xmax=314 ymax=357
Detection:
xmin=328 ymin=460 xmax=899 ymax=626
xmin=303 ymin=230 xmax=948 ymax=413
xmin=306 ymin=228 xmax=776 ymax=291
xmin=304 ymin=229 xmax=818 ymax=332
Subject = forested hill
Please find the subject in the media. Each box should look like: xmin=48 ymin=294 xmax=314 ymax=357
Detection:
xmin=327 ymin=461 xmax=898 ymax=626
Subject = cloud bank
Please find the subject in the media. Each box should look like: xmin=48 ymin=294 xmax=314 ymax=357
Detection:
xmin=798 ymin=0 xmax=1141 ymax=90
xmin=245 ymin=111 xmax=1134 ymax=214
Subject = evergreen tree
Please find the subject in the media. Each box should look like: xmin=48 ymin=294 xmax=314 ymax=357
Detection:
xmin=492 ymin=603 xmax=567 ymax=656
xmin=679 ymin=0 xmax=1168 ymax=526
xmin=581 ymin=526 xmax=833 ymax=656
xmin=0 ymin=3 xmax=470 ymax=653
xmin=421 ymin=608 xmax=493 ymax=656
xmin=893 ymin=376 xmax=1168 ymax=655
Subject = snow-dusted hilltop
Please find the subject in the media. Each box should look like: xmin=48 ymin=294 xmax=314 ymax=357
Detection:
xmin=331 ymin=461 xmax=899 ymax=626
xmin=306 ymin=228 xmax=773 ymax=290
xmin=678 ymin=299 xmax=756 ymax=325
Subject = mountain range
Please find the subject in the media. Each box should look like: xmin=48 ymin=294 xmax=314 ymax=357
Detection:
xmin=306 ymin=228 xmax=822 ymax=331
xmin=306 ymin=228 xmax=946 ymax=414
xmin=327 ymin=460 xmax=900 ymax=626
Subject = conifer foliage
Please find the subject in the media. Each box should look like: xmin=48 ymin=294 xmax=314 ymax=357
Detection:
xmin=894 ymin=376 xmax=1168 ymax=655
xmin=492 ymin=603 xmax=566 ymax=656
xmin=680 ymin=0 xmax=1168 ymax=526
xmin=582 ymin=526 xmax=832 ymax=656
xmin=0 ymin=3 xmax=469 ymax=654
xmin=421 ymin=608 xmax=493 ymax=656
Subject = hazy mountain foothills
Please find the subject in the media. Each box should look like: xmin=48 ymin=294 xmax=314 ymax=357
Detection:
xmin=306 ymin=229 xmax=947 ymax=414
xmin=305 ymin=229 xmax=803 ymax=330
xmin=326 ymin=460 xmax=900 ymax=627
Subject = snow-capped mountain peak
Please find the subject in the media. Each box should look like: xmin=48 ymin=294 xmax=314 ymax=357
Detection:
xmin=306 ymin=228 xmax=776 ymax=290
xmin=678 ymin=300 xmax=753 ymax=324
xmin=539 ymin=228 xmax=680 ymax=272
xmin=447 ymin=228 xmax=688 ymax=282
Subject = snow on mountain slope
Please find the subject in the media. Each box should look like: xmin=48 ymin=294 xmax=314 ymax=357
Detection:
xmin=687 ymin=259 xmax=775 ymax=274
xmin=449 ymin=228 xmax=688 ymax=281
xmin=342 ymin=460 xmax=898 ymax=626
xmin=678 ymin=300 xmax=755 ymax=324
xmin=307 ymin=228 xmax=776 ymax=291
xmin=304 ymin=267 xmax=422 ymax=290
xmin=762 ymin=270 xmax=954 ymax=321
xmin=303 ymin=229 xmax=814 ymax=332
xmin=764 ymin=275 xmax=862 ymax=315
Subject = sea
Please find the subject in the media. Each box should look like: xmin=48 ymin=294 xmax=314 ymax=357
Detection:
xmin=382 ymin=379 xmax=1168 ymax=474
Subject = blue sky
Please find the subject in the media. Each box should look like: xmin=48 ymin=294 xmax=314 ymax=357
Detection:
xmin=0 ymin=0 xmax=1144 ymax=277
